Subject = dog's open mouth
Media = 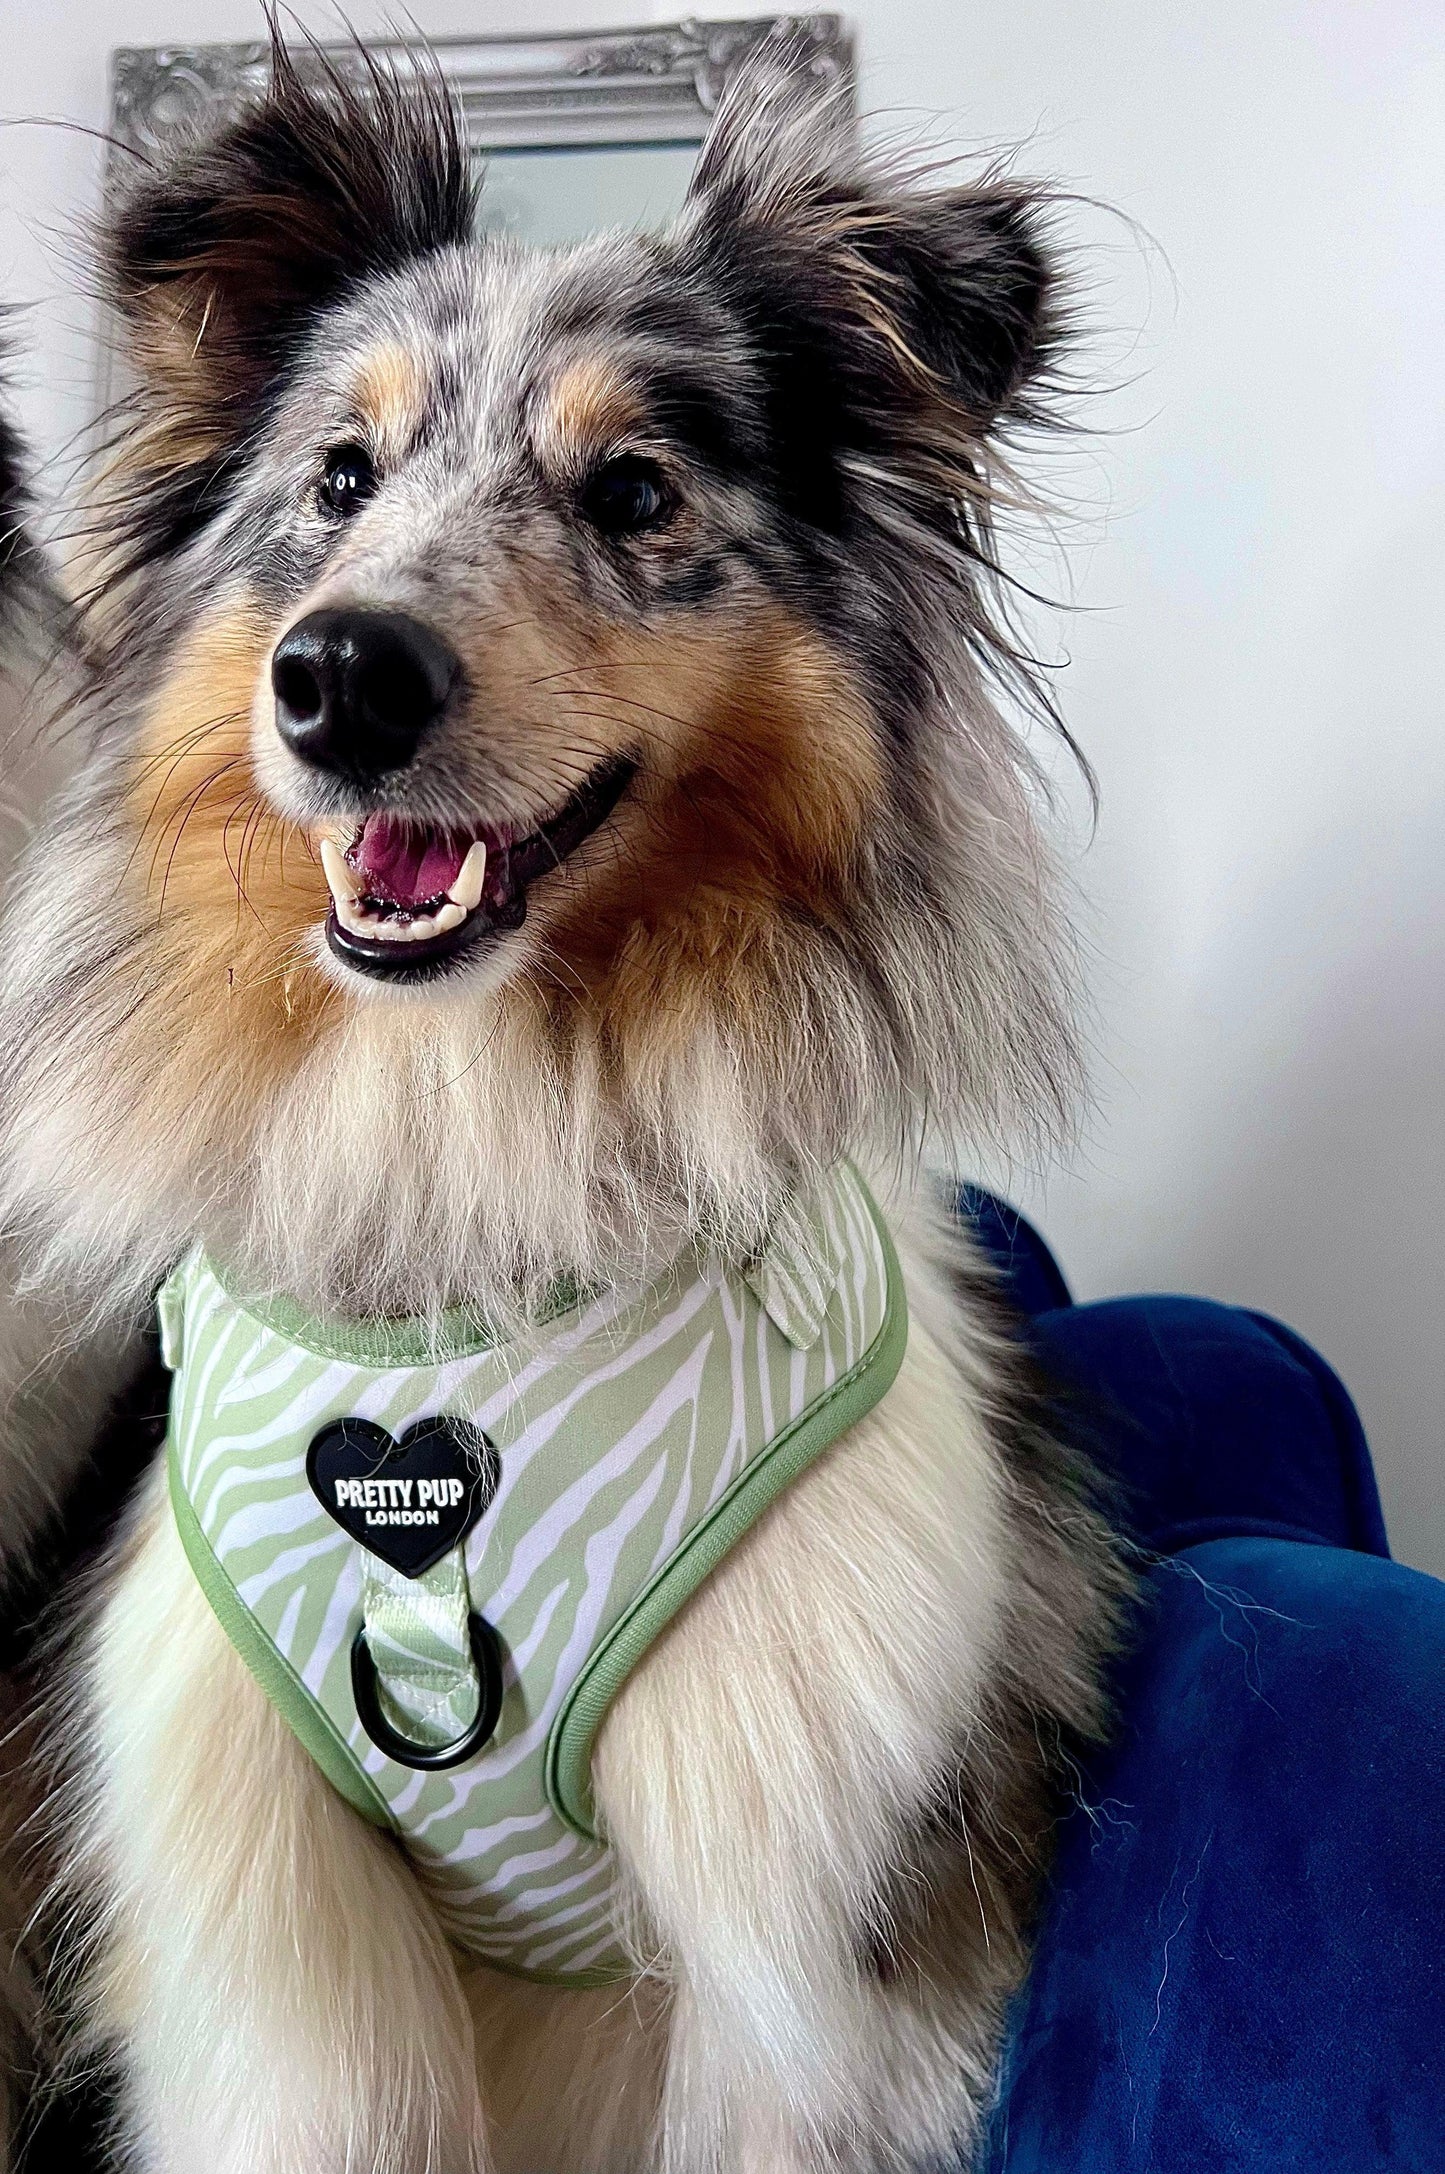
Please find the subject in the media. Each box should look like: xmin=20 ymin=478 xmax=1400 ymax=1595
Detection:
xmin=319 ymin=756 xmax=635 ymax=980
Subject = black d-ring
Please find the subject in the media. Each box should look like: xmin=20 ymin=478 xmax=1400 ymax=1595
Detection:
xmin=351 ymin=1611 xmax=504 ymax=1771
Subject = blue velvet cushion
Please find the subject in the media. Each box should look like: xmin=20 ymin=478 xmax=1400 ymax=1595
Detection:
xmin=957 ymin=1187 xmax=1388 ymax=1559
xmin=1033 ymin=1299 xmax=1388 ymax=1560
xmin=957 ymin=1191 xmax=1439 ymax=2172
xmin=985 ymin=1539 xmax=1445 ymax=2172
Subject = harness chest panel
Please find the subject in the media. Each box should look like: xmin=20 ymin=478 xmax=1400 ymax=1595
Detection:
xmin=163 ymin=1165 xmax=905 ymax=1986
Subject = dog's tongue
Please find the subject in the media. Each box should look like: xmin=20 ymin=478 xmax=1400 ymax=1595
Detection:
xmin=351 ymin=816 xmax=468 ymax=907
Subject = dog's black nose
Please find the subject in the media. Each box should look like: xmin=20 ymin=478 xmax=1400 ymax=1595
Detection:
xmin=272 ymin=609 xmax=459 ymax=783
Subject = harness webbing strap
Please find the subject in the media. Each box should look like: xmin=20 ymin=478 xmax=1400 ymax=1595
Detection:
xmin=743 ymin=1201 xmax=840 ymax=1350
xmin=361 ymin=1548 xmax=480 ymax=1749
xmin=355 ymin=1195 xmax=846 ymax=1758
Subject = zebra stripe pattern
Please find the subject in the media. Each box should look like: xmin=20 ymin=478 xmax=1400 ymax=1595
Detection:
xmin=163 ymin=1163 xmax=898 ymax=1986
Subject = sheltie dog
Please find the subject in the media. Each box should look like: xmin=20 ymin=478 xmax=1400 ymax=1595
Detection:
xmin=0 ymin=34 xmax=1122 ymax=2174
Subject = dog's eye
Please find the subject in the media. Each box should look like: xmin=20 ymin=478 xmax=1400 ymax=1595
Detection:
xmin=319 ymin=445 xmax=378 ymax=520
xmin=580 ymin=457 xmax=672 ymax=537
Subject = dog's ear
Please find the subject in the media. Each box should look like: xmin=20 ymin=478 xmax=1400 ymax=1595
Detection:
xmin=680 ymin=43 xmax=1059 ymax=511
xmin=105 ymin=39 xmax=473 ymax=437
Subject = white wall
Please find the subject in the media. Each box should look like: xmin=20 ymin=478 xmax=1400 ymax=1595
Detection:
xmin=2 ymin=3 xmax=1442 ymax=1570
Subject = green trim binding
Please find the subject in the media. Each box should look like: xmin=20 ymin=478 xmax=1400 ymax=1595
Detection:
xmin=167 ymin=1439 xmax=395 ymax=1832
xmin=545 ymin=1178 xmax=908 ymax=1838
xmin=205 ymin=1260 xmax=585 ymax=1367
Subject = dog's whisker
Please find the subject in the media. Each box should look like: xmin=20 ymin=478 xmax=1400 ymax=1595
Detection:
xmin=153 ymin=761 xmax=244 ymax=918
xmin=130 ymin=708 xmax=250 ymax=788
xmin=133 ymin=754 xmax=246 ymax=896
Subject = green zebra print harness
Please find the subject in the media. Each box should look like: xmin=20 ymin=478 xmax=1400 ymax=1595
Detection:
xmin=160 ymin=1163 xmax=907 ymax=1986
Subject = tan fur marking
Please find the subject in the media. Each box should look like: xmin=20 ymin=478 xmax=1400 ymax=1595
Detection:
xmin=349 ymin=342 xmax=427 ymax=460
xmin=542 ymin=604 xmax=882 ymax=975
xmin=542 ymin=357 xmax=644 ymax=461
xmin=121 ymin=600 xmax=331 ymax=1130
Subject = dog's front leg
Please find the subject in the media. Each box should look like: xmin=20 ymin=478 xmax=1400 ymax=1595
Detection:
xmin=593 ymin=1314 xmax=1011 ymax=2174
xmin=76 ymin=1464 xmax=488 ymax=2174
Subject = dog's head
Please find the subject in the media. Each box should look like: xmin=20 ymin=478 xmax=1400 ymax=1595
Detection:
xmin=2 ymin=40 xmax=1078 ymax=1317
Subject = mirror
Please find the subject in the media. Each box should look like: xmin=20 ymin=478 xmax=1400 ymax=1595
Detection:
xmin=109 ymin=19 xmax=855 ymax=240
xmin=477 ymin=143 xmax=701 ymax=248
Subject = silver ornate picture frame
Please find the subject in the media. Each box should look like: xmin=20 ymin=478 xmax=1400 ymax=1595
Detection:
xmin=110 ymin=17 xmax=853 ymax=167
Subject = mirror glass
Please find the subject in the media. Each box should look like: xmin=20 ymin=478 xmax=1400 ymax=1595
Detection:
xmin=477 ymin=142 xmax=700 ymax=248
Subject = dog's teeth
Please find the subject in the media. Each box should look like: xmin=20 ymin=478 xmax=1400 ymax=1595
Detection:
xmin=332 ymin=891 xmax=372 ymax=938
xmin=449 ymin=841 xmax=487 ymax=912
xmin=384 ymin=910 xmax=450 ymax=943
xmin=320 ymin=837 xmax=360 ymax=907
xmin=321 ymin=842 xmax=473 ymax=948
xmin=364 ymin=913 xmax=425 ymax=944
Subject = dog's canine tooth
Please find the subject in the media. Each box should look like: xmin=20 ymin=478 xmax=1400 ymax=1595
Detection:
xmin=449 ymin=841 xmax=487 ymax=912
xmin=431 ymin=899 xmax=467 ymax=935
xmin=320 ymin=837 xmax=360 ymax=908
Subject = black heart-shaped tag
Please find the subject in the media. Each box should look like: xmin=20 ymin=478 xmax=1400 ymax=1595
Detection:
xmin=306 ymin=1415 xmax=500 ymax=1578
